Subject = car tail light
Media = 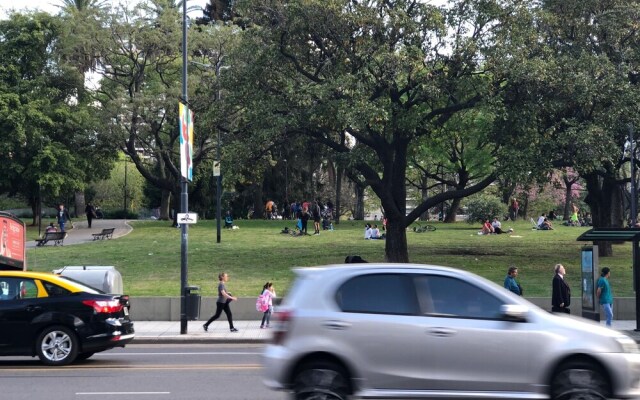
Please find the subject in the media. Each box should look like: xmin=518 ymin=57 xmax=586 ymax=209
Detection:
xmin=272 ymin=309 xmax=292 ymax=345
xmin=83 ymin=299 xmax=124 ymax=314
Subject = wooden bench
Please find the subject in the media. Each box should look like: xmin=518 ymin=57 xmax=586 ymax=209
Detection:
xmin=35 ymin=232 xmax=67 ymax=247
xmin=92 ymin=228 xmax=115 ymax=240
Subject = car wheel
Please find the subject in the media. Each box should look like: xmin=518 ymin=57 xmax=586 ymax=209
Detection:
xmin=293 ymin=361 xmax=350 ymax=400
xmin=36 ymin=326 xmax=79 ymax=366
xmin=551 ymin=360 xmax=610 ymax=400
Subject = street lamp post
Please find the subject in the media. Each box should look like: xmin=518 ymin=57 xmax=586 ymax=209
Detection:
xmin=179 ymin=0 xmax=189 ymax=335
xmin=215 ymin=61 xmax=223 ymax=244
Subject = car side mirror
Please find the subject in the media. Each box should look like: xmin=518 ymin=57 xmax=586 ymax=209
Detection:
xmin=500 ymin=304 xmax=528 ymax=322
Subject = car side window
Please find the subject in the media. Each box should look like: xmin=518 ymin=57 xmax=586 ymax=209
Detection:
xmin=0 ymin=278 xmax=38 ymax=300
xmin=336 ymin=273 xmax=419 ymax=315
xmin=42 ymin=281 xmax=71 ymax=297
xmin=414 ymin=275 xmax=503 ymax=319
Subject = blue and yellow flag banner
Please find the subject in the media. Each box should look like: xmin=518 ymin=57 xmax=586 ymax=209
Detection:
xmin=179 ymin=103 xmax=194 ymax=181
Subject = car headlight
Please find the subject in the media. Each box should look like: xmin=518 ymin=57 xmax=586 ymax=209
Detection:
xmin=615 ymin=336 xmax=639 ymax=353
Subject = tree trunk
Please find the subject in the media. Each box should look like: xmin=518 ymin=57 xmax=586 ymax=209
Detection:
xmin=563 ymin=184 xmax=572 ymax=220
xmin=420 ymin=178 xmax=429 ymax=221
xmin=160 ymin=190 xmax=171 ymax=220
xmin=335 ymin=165 xmax=343 ymax=224
xmin=74 ymin=191 xmax=85 ymax=218
xmin=584 ymin=172 xmax=624 ymax=257
xmin=354 ymin=185 xmax=365 ymax=220
xmin=252 ymin=183 xmax=263 ymax=219
xmin=384 ymin=216 xmax=409 ymax=262
xmin=444 ymin=197 xmax=461 ymax=223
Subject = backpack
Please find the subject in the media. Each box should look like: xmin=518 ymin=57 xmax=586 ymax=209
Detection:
xmin=256 ymin=293 xmax=270 ymax=312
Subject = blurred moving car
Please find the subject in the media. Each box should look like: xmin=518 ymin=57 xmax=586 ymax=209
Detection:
xmin=0 ymin=271 xmax=134 ymax=366
xmin=263 ymin=264 xmax=640 ymax=400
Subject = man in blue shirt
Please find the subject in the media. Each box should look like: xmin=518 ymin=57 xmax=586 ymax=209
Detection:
xmin=504 ymin=266 xmax=522 ymax=296
xmin=597 ymin=267 xmax=613 ymax=327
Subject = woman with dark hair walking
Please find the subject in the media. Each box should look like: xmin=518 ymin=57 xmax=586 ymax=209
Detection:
xmin=203 ymin=272 xmax=239 ymax=332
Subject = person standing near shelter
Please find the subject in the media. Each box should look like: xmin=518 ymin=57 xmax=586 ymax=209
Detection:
xmin=85 ymin=202 xmax=97 ymax=228
xmin=551 ymin=264 xmax=571 ymax=314
xmin=203 ymin=272 xmax=239 ymax=332
xmin=597 ymin=267 xmax=613 ymax=327
xmin=57 ymin=204 xmax=72 ymax=232
xmin=504 ymin=266 xmax=522 ymax=296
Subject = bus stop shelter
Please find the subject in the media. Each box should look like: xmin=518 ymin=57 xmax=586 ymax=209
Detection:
xmin=577 ymin=228 xmax=640 ymax=330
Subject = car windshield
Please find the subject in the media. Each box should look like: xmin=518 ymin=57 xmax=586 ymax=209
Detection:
xmin=55 ymin=275 xmax=105 ymax=294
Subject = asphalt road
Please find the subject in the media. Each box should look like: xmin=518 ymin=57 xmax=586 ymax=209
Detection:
xmin=0 ymin=344 xmax=288 ymax=400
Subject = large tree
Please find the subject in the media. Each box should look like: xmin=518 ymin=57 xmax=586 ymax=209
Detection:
xmin=0 ymin=12 xmax=113 ymax=225
xmin=225 ymin=0 xmax=525 ymax=261
xmin=499 ymin=0 xmax=640 ymax=256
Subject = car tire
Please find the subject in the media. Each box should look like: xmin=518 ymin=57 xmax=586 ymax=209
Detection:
xmin=293 ymin=361 xmax=350 ymax=400
xmin=551 ymin=360 xmax=610 ymax=400
xmin=36 ymin=326 xmax=79 ymax=366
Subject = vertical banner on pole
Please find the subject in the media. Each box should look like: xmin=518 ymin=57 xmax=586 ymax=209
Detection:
xmin=179 ymin=103 xmax=194 ymax=181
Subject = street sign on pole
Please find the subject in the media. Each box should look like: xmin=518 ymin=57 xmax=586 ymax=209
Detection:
xmin=213 ymin=161 xmax=220 ymax=177
xmin=177 ymin=213 xmax=198 ymax=224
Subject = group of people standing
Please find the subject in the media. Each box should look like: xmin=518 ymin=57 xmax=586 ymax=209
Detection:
xmin=202 ymin=272 xmax=277 ymax=332
xmin=504 ymin=264 xmax=614 ymax=327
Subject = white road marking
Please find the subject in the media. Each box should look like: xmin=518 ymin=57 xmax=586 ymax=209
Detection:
xmin=76 ymin=392 xmax=170 ymax=395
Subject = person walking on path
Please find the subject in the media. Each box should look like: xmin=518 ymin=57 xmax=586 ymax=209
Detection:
xmin=85 ymin=203 xmax=97 ymax=228
xmin=504 ymin=266 xmax=522 ymax=296
xmin=551 ymin=264 xmax=571 ymax=314
xmin=597 ymin=267 xmax=614 ymax=327
xmin=203 ymin=272 xmax=239 ymax=332
xmin=57 ymin=204 xmax=72 ymax=232
xmin=260 ymin=282 xmax=276 ymax=329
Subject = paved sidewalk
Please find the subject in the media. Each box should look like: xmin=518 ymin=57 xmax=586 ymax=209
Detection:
xmin=28 ymin=219 xmax=133 ymax=248
xmin=133 ymin=320 xmax=271 ymax=344
xmin=132 ymin=319 xmax=640 ymax=345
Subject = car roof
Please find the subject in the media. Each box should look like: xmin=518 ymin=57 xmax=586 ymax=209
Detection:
xmin=0 ymin=270 xmax=85 ymax=292
xmin=293 ymin=263 xmax=469 ymax=275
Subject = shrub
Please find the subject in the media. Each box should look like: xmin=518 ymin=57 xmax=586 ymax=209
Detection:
xmin=465 ymin=195 xmax=507 ymax=224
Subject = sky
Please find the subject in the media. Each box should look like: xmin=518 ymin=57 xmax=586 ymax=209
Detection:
xmin=0 ymin=0 xmax=210 ymax=19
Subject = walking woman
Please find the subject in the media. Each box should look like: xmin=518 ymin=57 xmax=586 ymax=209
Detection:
xmin=203 ymin=272 xmax=239 ymax=332
xmin=260 ymin=282 xmax=276 ymax=329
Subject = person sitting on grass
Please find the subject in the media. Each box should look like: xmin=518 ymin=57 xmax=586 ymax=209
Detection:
xmin=540 ymin=218 xmax=554 ymax=230
xmin=370 ymin=224 xmax=385 ymax=239
xmin=491 ymin=217 xmax=514 ymax=234
xmin=364 ymin=223 xmax=372 ymax=239
xmin=224 ymin=211 xmax=234 ymax=229
xmin=480 ymin=220 xmax=494 ymax=235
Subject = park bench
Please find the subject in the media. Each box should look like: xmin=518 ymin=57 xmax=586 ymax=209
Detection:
xmin=35 ymin=232 xmax=67 ymax=247
xmin=92 ymin=228 xmax=115 ymax=240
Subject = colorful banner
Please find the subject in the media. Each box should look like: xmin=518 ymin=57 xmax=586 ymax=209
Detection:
xmin=179 ymin=103 xmax=194 ymax=181
xmin=0 ymin=213 xmax=26 ymax=271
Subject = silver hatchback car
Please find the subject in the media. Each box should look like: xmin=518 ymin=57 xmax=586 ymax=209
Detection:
xmin=263 ymin=264 xmax=640 ymax=399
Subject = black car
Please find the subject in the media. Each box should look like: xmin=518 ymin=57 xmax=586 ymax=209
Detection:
xmin=0 ymin=271 xmax=134 ymax=365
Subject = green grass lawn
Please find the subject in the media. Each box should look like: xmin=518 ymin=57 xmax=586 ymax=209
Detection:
xmin=24 ymin=219 xmax=634 ymax=298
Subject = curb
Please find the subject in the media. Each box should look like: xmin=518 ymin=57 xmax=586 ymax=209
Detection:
xmin=132 ymin=336 xmax=267 ymax=345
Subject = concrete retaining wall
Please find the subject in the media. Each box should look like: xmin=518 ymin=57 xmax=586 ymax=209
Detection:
xmin=129 ymin=296 xmax=639 ymax=321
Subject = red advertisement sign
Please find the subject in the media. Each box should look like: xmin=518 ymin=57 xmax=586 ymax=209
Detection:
xmin=0 ymin=213 xmax=25 ymax=270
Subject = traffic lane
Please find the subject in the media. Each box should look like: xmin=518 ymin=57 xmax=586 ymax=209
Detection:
xmin=0 ymin=344 xmax=288 ymax=399
xmin=0 ymin=343 xmax=265 ymax=368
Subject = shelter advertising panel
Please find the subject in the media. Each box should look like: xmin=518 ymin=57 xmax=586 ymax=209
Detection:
xmin=0 ymin=213 xmax=26 ymax=270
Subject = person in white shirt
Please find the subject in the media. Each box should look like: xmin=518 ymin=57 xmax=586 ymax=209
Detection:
xmin=371 ymin=224 xmax=381 ymax=239
xmin=364 ymin=224 xmax=372 ymax=239
xmin=537 ymin=214 xmax=546 ymax=228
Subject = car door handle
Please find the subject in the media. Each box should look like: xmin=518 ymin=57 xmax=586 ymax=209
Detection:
xmin=322 ymin=320 xmax=351 ymax=330
xmin=428 ymin=327 xmax=456 ymax=337
xmin=25 ymin=305 xmax=42 ymax=312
